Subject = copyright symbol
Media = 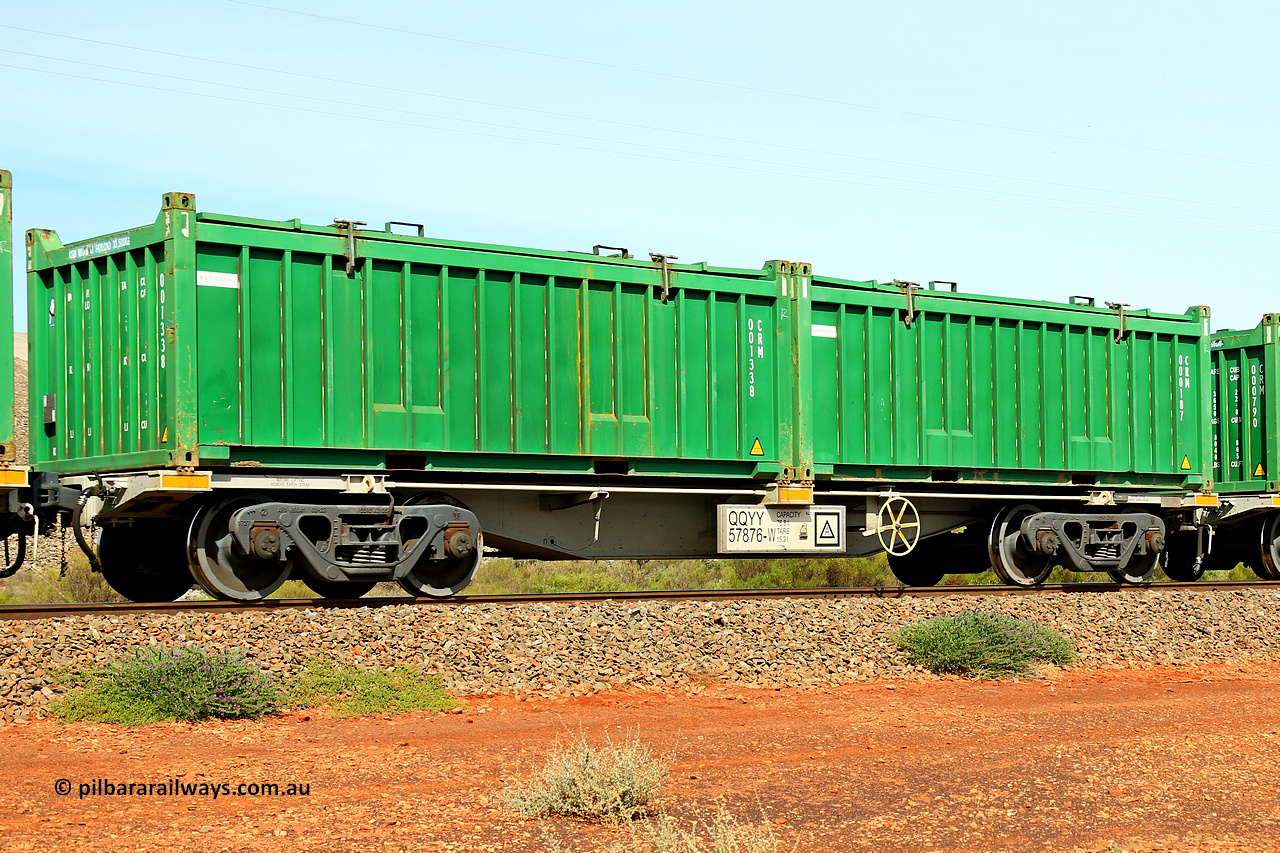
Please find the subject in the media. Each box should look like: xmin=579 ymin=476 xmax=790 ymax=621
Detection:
xmin=54 ymin=778 xmax=71 ymax=796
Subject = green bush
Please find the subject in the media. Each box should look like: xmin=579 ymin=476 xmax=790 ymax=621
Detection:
xmin=50 ymin=646 xmax=281 ymax=724
xmin=0 ymin=550 xmax=125 ymax=604
xmin=293 ymin=657 xmax=459 ymax=717
xmin=723 ymin=555 xmax=894 ymax=589
xmin=502 ymin=733 xmax=670 ymax=822
xmin=467 ymin=555 xmax=897 ymax=596
xmin=525 ymin=569 xmax=638 ymax=595
xmin=893 ymin=610 xmax=1077 ymax=679
xmin=266 ymin=580 xmax=317 ymax=599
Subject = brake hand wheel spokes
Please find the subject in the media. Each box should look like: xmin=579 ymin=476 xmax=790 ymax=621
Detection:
xmin=876 ymin=495 xmax=920 ymax=556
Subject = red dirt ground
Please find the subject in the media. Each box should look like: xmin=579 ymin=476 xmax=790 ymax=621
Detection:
xmin=2 ymin=663 xmax=1278 ymax=852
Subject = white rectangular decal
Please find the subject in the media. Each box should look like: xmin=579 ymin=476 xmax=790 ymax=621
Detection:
xmin=811 ymin=324 xmax=837 ymax=338
xmin=197 ymin=270 xmax=240 ymax=289
xmin=717 ymin=505 xmax=845 ymax=553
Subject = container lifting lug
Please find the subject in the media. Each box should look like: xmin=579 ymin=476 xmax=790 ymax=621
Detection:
xmin=1106 ymin=301 xmax=1130 ymax=343
xmin=384 ymin=220 xmax=425 ymax=237
xmin=894 ymin=280 xmax=922 ymax=328
xmin=650 ymin=252 xmax=678 ymax=303
xmin=593 ymin=244 xmax=631 ymax=259
xmin=333 ymin=218 xmax=366 ymax=276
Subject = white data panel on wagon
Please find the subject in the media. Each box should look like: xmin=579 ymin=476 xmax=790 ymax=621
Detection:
xmin=717 ymin=505 xmax=845 ymax=553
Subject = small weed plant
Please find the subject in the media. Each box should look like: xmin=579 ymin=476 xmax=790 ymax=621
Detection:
xmin=293 ymin=657 xmax=459 ymax=716
xmin=50 ymin=646 xmax=280 ymax=725
xmin=893 ymin=609 xmax=1077 ymax=679
xmin=502 ymin=732 xmax=670 ymax=822
xmin=616 ymin=810 xmax=789 ymax=853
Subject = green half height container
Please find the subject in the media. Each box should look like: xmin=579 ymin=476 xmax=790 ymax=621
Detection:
xmin=1209 ymin=316 xmax=1280 ymax=493
xmin=26 ymin=193 xmax=801 ymax=480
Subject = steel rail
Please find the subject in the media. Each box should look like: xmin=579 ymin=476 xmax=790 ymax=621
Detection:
xmin=2 ymin=580 xmax=1278 ymax=621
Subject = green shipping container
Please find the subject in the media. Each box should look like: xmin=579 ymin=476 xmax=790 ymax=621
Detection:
xmin=1209 ymin=317 xmax=1280 ymax=493
xmin=806 ymin=278 xmax=1213 ymax=489
xmin=26 ymin=192 xmax=804 ymax=479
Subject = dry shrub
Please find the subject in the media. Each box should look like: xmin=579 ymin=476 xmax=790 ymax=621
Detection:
xmin=502 ymin=732 xmax=670 ymax=822
xmin=616 ymin=810 xmax=791 ymax=853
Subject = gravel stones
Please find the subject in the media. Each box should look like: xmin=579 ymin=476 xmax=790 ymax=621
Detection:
xmin=2 ymin=588 xmax=1279 ymax=721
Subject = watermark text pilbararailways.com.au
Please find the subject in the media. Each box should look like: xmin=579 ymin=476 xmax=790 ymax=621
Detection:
xmin=54 ymin=778 xmax=311 ymax=800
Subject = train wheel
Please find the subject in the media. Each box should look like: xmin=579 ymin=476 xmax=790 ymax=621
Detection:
xmin=397 ymin=493 xmax=482 ymax=598
xmin=1255 ymin=514 xmax=1280 ymax=580
xmin=886 ymin=534 xmax=960 ymax=586
xmin=188 ymin=495 xmax=292 ymax=601
xmin=1198 ymin=538 xmax=1243 ymax=576
xmin=301 ymin=578 xmax=377 ymax=599
xmin=1107 ymin=549 xmax=1159 ymax=584
xmin=99 ymin=522 xmax=194 ymax=602
xmin=988 ymin=504 xmax=1053 ymax=587
xmin=398 ymin=544 xmax=480 ymax=597
xmin=1161 ymin=531 xmax=1205 ymax=582
xmin=889 ymin=526 xmax=992 ymax=586
xmin=886 ymin=551 xmax=945 ymax=587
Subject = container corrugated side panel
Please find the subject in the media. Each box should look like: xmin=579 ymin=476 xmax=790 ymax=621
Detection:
xmin=810 ymin=278 xmax=1211 ymax=486
xmin=26 ymin=202 xmax=179 ymax=472
xmin=0 ymin=171 xmax=13 ymax=461
xmin=190 ymin=215 xmax=791 ymax=476
xmin=1209 ymin=317 xmax=1279 ymax=492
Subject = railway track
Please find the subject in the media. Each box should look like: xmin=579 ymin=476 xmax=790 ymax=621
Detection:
xmin=3 ymin=579 xmax=1279 ymax=621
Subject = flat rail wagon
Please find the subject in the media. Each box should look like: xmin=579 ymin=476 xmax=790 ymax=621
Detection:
xmin=22 ymin=189 xmax=1219 ymax=600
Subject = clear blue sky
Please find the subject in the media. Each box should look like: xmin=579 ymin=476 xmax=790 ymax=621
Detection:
xmin=2 ymin=0 xmax=1276 ymax=332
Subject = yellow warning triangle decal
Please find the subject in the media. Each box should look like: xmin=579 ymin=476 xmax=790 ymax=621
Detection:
xmin=749 ymin=438 xmax=764 ymax=457
xmin=1255 ymin=462 xmax=1267 ymax=477
xmin=1180 ymin=455 xmax=1191 ymax=470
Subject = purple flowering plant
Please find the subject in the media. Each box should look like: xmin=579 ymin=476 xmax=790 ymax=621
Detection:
xmin=104 ymin=645 xmax=281 ymax=721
